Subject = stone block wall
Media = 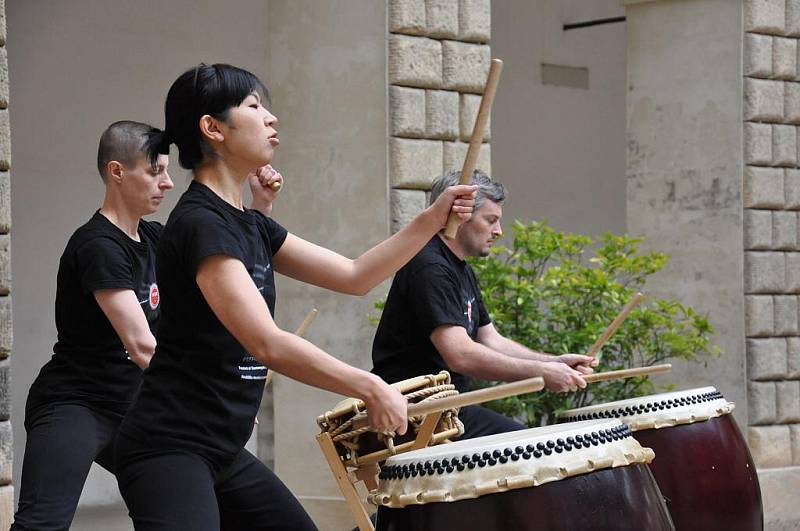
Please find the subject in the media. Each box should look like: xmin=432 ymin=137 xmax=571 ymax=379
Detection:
xmin=0 ymin=0 xmax=10 ymax=526
xmin=388 ymin=0 xmax=492 ymax=232
xmin=744 ymin=0 xmax=800 ymax=470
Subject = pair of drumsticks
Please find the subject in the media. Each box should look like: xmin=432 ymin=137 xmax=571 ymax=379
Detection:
xmin=420 ymin=60 xmax=665 ymax=423
xmin=415 ymin=293 xmax=658 ymax=417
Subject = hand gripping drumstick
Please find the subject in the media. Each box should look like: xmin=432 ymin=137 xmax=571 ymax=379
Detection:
xmin=264 ymin=308 xmax=318 ymax=386
xmin=266 ymin=165 xmax=282 ymax=191
xmin=587 ymin=292 xmax=644 ymax=364
xmin=443 ymin=58 xmax=504 ymax=239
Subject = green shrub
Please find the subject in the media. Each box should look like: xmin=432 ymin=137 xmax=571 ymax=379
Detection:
xmin=469 ymin=220 xmax=718 ymax=426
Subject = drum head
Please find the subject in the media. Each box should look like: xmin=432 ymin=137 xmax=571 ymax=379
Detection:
xmin=558 ymin=387 xmax=734 ymax=430
xmin=371 ymin=419 xmax=654 ymax=508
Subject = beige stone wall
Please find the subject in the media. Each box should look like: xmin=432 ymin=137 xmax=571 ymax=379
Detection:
xmin=0 ymin=2 xmax=10 ymax=526
xmin=625 ymin=0 xmax=747 ymax=424
xmin=388 ymin=0 xmax=492 ymax=232
xmin=742 ymin=0 xmax=800 ymax=471
xmin=265 ymin=2 xmax=391 ymax=529
xmin=491 ymin=0 xmax=627 ymax=236
xmin=6 ymin=0 xmax=270 ymax=512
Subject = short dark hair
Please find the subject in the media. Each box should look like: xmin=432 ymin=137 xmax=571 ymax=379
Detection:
xmin=429 ymin=169 xmax=506 ymax=209
xmin=147 ymin=63 xmax=269 ymax=170
xmin=97 ymin=120 xmax=161 ymax=182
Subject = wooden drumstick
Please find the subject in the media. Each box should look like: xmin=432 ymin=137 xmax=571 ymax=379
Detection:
xmin=293 ymin=307 xmax=318 ymax=337
xmin=443 ymin=58 xmax=503 ymax=240
xmin=352 ymin=375 xmax=544 ymax=431
xmin=588 ymin=292 xmax=644 ymax=363
xmin=265 ymin=308 xmax=318 ymax=386
xmin=407 ymin=375 xmax=542 ymax=417
xmin=582 ymin=363 xmax=671 ymax=384
xmin=400 ymin=364 xmax=671 ymax=416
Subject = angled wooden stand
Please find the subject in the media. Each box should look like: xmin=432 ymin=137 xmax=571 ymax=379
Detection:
xmin=317 ymin=431 xmax=375 ymax=531
xmin=316 ymin=376 xmax=545 ymax=531
xmin=316 ymin=410 xmax=444 ymax=531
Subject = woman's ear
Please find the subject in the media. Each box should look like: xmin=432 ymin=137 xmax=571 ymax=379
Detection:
xmin=107 ymin=160 xmax=124 ymax=184
xmin=199 ymin=114 xmax=225 ymax=144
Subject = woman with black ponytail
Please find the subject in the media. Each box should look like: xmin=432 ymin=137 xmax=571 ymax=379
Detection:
xmin=113 ymin=63 xmax=476 ymax=530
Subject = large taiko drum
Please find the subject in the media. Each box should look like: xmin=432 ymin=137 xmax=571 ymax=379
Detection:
xmin=316 ymin=372 xmax=464 ymax=467
xmin=559 ymin=387 xmax=763 ymax=531
xmin=370 ymin=419 xmax=675 ymax=531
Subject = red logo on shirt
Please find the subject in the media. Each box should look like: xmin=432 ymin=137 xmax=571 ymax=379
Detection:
xmin=149 ymin=283 xmax=160 ymax=310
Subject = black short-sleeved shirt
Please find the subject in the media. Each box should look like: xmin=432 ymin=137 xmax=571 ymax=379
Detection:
xmin=119 ymin=180 xmax=287 ymax=471
xmin=372 ymin=236 xmax=491 ymax=392
xmin=26 ymin=212 xmax=162 ymax=419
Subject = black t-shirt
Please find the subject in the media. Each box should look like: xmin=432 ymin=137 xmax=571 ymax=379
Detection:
xmin=26 ymin=212 xmax=162 ymax=419
xmin=372 ymin=236 xmax=491 ymax=392
xmin=119 ymin=180 xmax=287 ymax=471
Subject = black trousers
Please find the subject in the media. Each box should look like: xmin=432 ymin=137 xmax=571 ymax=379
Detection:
xmin=11 ymin=403 xmax=120 ymax=531
xmin=114 ymin=432 xmax=318 ymax=531
xmin=456 ymin=405 xmax=526 ymax=440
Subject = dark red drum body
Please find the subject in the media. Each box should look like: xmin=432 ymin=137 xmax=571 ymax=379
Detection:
xmin=371 ymin=420 xmax=674 ymax=531
xmin=561 ymin=387 xmax=763 ymax=531
xmin=376 ymin=464 xmax=671 ymax=531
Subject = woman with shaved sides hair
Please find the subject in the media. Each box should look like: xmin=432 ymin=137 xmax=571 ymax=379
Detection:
xmin=113 ymin=63 xmax=477 ymax=530
xmin=11 ymin=121 xmax=174 ymax=530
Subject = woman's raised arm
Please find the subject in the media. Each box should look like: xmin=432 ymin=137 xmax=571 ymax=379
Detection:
xmin=273 ymin=184 xmax=476 ymax=295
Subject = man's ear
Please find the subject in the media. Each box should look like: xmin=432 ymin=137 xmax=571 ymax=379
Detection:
xmin=107 ymin=161 xmax=124 ymax=184
xmin=199 ymin=114 xmax=225 ymax=143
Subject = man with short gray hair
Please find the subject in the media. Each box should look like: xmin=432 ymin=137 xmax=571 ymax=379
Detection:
xmin=372 ymin=170 xmax=596 ymax=438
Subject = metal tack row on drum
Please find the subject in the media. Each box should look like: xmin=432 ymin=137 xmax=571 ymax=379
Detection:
xmin=559 ymin=387 xmax=764 ymax=531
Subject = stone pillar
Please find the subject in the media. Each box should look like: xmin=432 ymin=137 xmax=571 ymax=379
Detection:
xmin=0 ymin=0 xmax=11 ymax=526
xmin=264 ymin=2 xmax=494 ymax=529
xmin=388 ymin=0 xmax=492 ymax=232
xmin=625 ymin=0 xmax=800 ymax=528
xmin=624 ymin=0 xmax=746 ymax=419
xmin=265 ymin=2 xmax=392 ymax=529
xmin=742 ymin=1 xmax=800 ymax=527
